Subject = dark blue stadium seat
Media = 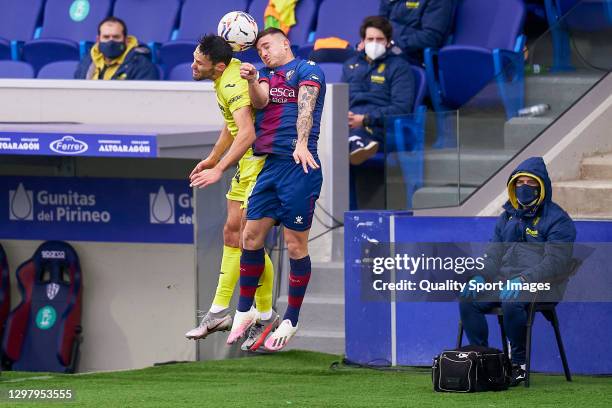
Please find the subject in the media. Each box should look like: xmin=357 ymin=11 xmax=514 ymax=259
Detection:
xmin=113 ymin=0 xmax=181 ymax=63
xmin=0 ymin=40 xmax=10 ymax=60
xmin=315 ymin=0 xmax=379 ymax=47
xmin=425 ymin=0 xmax=526 ymax=146
xmin=2 ymin=241 xmax=83 ymax=373
xmin=22 ymin=0 xmax=113 ymax=74
xmin=248 ymin=0 xmax=319 ymax=47
xmin=0 ymin=0 xmax=45 ymax=60
xmin=318 ymin=62 xmax=344 ymax=83
xmin=248 ymin=0 xmax=268 ymax=30
xmin=300 ymin=0 xmax=379 ymax=61
xmin=0 ymin=61 xmax=35 ymax=78
xmin=37 ymin=60 xmax=80 ymax=79
xmin=159 ymin=0 xmax=249 ymax=76
xmin=0 ymin=245 xmax=10 ymax=350
xmin=167 ymin=62 xmax=193 ymax=81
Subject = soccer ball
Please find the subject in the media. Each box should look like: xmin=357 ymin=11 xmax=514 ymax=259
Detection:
xmin=217 ymin=11 xmax=258 ymax=52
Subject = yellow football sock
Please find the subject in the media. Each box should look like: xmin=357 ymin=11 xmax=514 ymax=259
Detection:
xmin=255 ymin=251 xmax=274 ymax=314
xmin=212 ymin=245 xmax=241 ymax=308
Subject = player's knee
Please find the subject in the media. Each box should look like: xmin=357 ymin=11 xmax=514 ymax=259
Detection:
xmin=242 ymin=227 xmax=264 ymax=250
xmin=223 ymin=221 xmax=241 ymax=247
xmin=285 ymin=235 xmax=308 ymax=259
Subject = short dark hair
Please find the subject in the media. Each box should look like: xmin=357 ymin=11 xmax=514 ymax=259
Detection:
xmin=98 ymin=16 xmax=128 ymax=37
xmin=254 ymin=27 xmax=289 ymax=47
xmin=359 ymin=16 xmax=392 ymax=41
xmin=197 ymin=34 xmax=233 ymax=65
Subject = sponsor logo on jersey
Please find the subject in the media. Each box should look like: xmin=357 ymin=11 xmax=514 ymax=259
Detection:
xmin=270 ymin=86 xmax=297 ymax=103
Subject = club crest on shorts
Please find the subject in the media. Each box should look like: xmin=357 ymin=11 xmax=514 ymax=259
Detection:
xmin=295 ymin=216 xmax=303 ymax=225
xmin=46 ymin=283 xmax=60 ymax=300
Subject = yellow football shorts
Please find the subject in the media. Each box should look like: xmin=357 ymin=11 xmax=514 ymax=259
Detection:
xmin=226 ymin=155 xmax=266 ymax=208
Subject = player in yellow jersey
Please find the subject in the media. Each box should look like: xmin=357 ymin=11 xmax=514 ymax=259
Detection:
xmin=185 ymin=35 xmax=277 ymax=351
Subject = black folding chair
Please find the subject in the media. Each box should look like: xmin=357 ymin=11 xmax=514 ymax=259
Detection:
xmin=457 ymin=258 xmax=581 ymax=387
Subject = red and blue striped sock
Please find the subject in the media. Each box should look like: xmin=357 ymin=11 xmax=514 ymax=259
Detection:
xmin=283 ymin=256 xmax=311 ymax=326
xmin=237 ymin=248 xmax=265 ymax=312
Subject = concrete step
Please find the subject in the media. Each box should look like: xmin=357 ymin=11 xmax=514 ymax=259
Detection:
xmin=504 ymin=116 xmax=554 ymax=151
xmin=309 ymin=261 xmax=344 ymax=297
xmin=285 ymin=329 xmax=345 ymax=355
xmin=553 ymin=180 xmax=612 ymax=215
xmin=581 ymin=153 xmax=612 ymax=180
xmin=275 ymin=295 xmax=344 ymax=332
xmin=524 ymin=73 xmax=600 ymax=116
xmin=570 ymin=213 xmax=612 ymax=220
xmin=457 ymin=115 xmax=506 ymax=149
xmin=422 ymin=149 xmax=513 ymax=186
xmin=412 ymin=186 xmax=477 ymax=209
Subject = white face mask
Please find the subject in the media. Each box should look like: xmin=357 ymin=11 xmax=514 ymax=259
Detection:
xmin=364 ymin=41 xmax=387 ymax=60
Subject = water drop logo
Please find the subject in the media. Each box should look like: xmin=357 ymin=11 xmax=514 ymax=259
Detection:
xmin=150 ymin=186 xmax=175 ymax=224
xmin=49 ymin=135 xmax=88 ymax=155
xmin=69 ymin=0 xmax=90 ymax=22
xmin=9 ymin=183 xmax=33 ymax=221
xmin=36 ymin=306 xmax=57 ymax=330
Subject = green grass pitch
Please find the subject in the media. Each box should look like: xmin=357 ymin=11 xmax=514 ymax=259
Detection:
xmin=1 ymin=350 xmax=611 ymax=407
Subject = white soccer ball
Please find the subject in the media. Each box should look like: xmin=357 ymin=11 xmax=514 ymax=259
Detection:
xmin=217 ymin=11 xmax=258 ymax=52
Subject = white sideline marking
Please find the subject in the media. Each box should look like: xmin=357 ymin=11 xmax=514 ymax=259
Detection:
xmin=1 ymin=375 xmax=53 ymax=383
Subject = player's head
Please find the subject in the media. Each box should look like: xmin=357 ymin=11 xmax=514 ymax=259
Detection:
xmin=254 ymin=28 xmax=293 ymax=68
xmin=192 ymin=34 xmax=233 ymax=81
xmin=360 ymin=16 xmax=392 ymax=60
xmin=97 ymin=17 xmax=128 ymax=60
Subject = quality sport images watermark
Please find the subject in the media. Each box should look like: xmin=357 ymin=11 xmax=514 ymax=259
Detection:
xmin=356 ymin=242 xmax=610 ymax=302
xmin=371 ymin=253 xmax=550 ymax=294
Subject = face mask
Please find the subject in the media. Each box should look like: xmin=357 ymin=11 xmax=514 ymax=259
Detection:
xmin=515 ymin=184 xmax=539 ymax=207
xmin=99 ymin=40 xmax=126 ymax=59
xmin=364 ymin=41 xmax=386 ymax=61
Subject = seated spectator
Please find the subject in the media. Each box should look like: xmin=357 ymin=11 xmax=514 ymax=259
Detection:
xmin=74 ymin=17 xmax=158 ymax=80
xmin=459 ymin=157 xmax=576 ymax=386
xmin=343 ymin=16 xmax=415 ymax=165
xmin=379 ymin=0 xmax=454 ymax=64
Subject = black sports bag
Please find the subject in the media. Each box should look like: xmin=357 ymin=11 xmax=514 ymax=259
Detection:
xmin=432 ymin=345 xmax=512 ymax=392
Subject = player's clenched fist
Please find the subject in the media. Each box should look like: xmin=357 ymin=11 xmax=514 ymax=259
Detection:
xmin=240 ymin=63 xmax=258 ymax=83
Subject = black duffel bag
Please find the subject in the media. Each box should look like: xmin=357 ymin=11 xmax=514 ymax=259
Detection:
xmin=432 ymin=345 xmax=512 ymax=392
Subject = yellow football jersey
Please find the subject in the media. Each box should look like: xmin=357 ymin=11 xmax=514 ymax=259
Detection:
xmin=213 ymin=58 xmax=254 ymax=158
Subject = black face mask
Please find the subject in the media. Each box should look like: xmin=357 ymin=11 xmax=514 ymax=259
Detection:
xmin=516 ymin=184 xmax=540 ymax=207
xmin=99 ymin=40 xmax=126 ymax=59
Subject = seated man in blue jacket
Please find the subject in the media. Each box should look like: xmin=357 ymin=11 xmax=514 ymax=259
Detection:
xmin=460 ymin=157 xmax=576 ymax=386
xmin=74 ymin=17 xmax=158 ymax=80
xmin=343 ymin=16 xmax=415 ymax=165
xmin=379 ymin=0 xmax=454 ymax=64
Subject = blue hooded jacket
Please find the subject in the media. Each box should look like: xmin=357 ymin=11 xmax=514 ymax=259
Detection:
xmin=379 ymin=0 xmax=454 ymax=64
xmin=74 ymin=35 xmax=158 ymax=80
xmin=481 ymin=157 xmax=576 ymax=287
xmin=342 ymin=50 xmax=415 ymax=140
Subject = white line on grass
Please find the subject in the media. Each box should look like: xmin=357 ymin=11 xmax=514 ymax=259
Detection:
xmin=1 ymin=375 xmax=53 ymax=383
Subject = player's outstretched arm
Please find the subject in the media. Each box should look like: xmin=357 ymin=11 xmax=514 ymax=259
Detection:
xmin=190 ymin=106 xmax=256 ymax=188
xmin=189 ymin=125 xmax=232 ymax=180
xmin=294 ymin=84 xmax=321 ymax=173
xmin=240 ymin=62 xmax=269 ymax=109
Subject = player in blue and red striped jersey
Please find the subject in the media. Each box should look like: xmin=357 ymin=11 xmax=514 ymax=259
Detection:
xmin=226 ymin=27 xmax=326 ymax=352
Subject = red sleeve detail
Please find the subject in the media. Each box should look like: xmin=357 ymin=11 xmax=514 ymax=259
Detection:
xmin=299 ymin=80 xmax=321 ymax=89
